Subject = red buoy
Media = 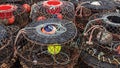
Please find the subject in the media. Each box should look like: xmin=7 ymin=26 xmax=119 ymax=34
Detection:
xmin=8 ymin=16 xmax=15 ymax=25
xmin=23 ymin=4 xmax=31 ymax=12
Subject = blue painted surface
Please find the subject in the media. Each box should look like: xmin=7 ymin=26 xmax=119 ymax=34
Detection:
xmin=44 ymin=25 xmax=54 ymax=32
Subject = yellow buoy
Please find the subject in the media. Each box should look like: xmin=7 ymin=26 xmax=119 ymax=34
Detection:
xmin=47 ymin=44 xmax=62 ymax=55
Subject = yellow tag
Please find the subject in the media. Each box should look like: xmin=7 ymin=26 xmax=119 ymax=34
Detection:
xmin=47 ymin=44 xmax=61 ymax=55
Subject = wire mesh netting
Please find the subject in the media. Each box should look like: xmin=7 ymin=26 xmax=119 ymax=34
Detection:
xmin=18 ymin=42 xmax=80 ymax=68
xmin=13 ymin=4 xmax=29 ymax=28
xmin=30 ymin=0 xmax=75 ymax=21
xmin=0 ymin=25 xmax=16 ymax=68
xmin=1 ymin=0 xmax=120 ymax=68
xmin=89 ymin=12 xmax=120 ymax=34
xmin=14 ymin=18 xmax=80 ymax=68
xmin=75 ymin=0 xmax=116 ymax=31
xmin=23 ymin=18 xmax=77 ymax=45
xmin=80 ymin=12 xmax=120 ymax=68
xmin=81 ymin=0 xmax=115 ymax=12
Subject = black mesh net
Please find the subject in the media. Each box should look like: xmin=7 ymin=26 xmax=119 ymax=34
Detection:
xmin=75 ymin=0 xmax=116 ymax=32
xmin=23 ymin=18 xmax=77 ymax=45
xmin=14 ymin=18 xmax=80 ymax=68
xmin=81 ymin=0 xmax=115 ymax=12
xmin=75 ymin=0 xmax=116 ymax=18
xmin=0 ymin=25 xmax=15 ymax=68
xmin=80 ymin=12 xmax=120 ymax=68
xmin=88 ymin=13 xmax=103 ymax=21
xmin=13 ymin=4 xmax=29 ymax=28
xmin=89 ymin=13 xmax=120 ymax=34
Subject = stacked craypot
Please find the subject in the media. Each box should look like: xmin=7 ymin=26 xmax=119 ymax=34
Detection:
xmin=14 ymin=0 xmax=81 ymax=68
xmin=77 ymin=0 xmax=120 ymax=68
xmin=0 ymin=0 xmax=31 ymax=68
xmin=0 ymin=0 xmax=120 ymax=68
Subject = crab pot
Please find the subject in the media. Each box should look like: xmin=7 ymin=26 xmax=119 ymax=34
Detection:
xmin=15 ymin=18 xmax=80 ymax=68
xmin=101 ymin=13 xmax=120 ymax=34
xmin=80 ymin=15 xmax=120 ymax=68
xmin=75 ymin=0 xmax=116 ymax=31
xmin=0 ymin=4 xmax=29 ymax=28
xmin=30 ymin=0 xmax=75 ymax=21
xmin=0 ymin=25 xmax=14 ymax=68
xmin=89 ymin=13 xmax=120 ymax=35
